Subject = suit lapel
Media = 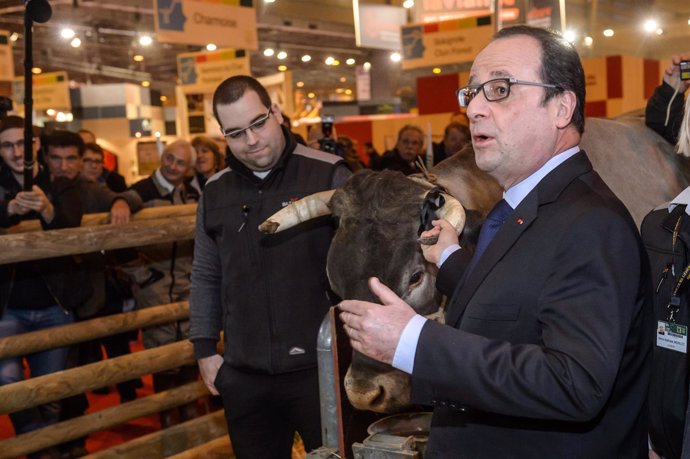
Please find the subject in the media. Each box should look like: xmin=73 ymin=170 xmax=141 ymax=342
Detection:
xmin=445 ymin=152 xmax=595 ymax=327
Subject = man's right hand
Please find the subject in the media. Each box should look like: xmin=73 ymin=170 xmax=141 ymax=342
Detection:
xmin=197 ymin=354 xmax=224 ymax=396
xmin=663 ymin=54 xmax=690 ymax=92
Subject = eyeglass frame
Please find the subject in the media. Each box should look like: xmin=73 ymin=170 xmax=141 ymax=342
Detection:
xmin=456 ymin=78 xmax=563 ymax=108
xmin=0 ymin=137 xmax=37 ymax=152
xmin=221 ymin=108 xmax=273 ymax=140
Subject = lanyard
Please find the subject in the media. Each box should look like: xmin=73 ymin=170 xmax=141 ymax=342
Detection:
xmin=667 ymin=216 xmax=690 ymax=322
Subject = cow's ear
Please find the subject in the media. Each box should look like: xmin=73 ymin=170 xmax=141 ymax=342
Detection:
xmin=554 ymin=90 xmax=577 ymax=129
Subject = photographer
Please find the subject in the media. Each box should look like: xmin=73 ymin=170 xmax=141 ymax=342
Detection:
xmin=646 ymin=54 xmax=690 ymax=146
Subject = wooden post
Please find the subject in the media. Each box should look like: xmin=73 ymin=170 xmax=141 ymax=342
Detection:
xmin=0 ymin=340 xmax=196 ymax=415
xmin=0 ymin=301 xmax=189 ymax=359
xmin=0 ymin=381 xmax=211 ymax=459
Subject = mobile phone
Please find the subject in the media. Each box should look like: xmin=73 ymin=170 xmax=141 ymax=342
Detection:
xmin=680 ymin=61 xmax=690 ymax=81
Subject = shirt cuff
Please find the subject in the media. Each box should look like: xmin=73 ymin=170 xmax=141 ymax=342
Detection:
xmin=438 ymin=244 xmax=461 ymax=267
xmin=392 ymin=314 xmax=428 ymax=374
xmin=192 ymin=338 xmax=218 ymax=360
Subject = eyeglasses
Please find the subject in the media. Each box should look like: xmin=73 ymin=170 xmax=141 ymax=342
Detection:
xmin=456 ymin=78 xmax=562 ymax=108
xmin=222 ymin=108 xmax=272 ymax=140
xmin=0 ymin=138 xmax=36 ymax=152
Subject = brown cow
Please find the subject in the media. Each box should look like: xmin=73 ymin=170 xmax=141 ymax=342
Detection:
xmin=261 ymin=112 xmax=690 ymax=413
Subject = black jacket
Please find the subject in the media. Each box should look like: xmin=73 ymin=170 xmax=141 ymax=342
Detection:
xmin=190 ymin=129 xmax=350 ymax=374
xmin=646 ymin=81 xmax=686 ymax=145
xmin=642 ymin=203 xmax=690 ymax=459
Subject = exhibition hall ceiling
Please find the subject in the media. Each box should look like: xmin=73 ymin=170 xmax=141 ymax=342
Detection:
xmin=0 ymin=0 xmax=688 ymax=101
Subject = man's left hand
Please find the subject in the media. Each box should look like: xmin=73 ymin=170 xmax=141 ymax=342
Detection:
xmin=339 ymin=277 xmax=416 ymax=365
xmin=110 ymin=198 xmax=131 ymax=224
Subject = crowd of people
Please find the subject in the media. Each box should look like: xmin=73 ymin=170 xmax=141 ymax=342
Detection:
xmin=1 ymin=23 xmax=690 ymax=459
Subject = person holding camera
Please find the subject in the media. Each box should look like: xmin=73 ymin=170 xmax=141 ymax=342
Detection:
xmin=643 ymin=55 xmax=690 ymax=459
xmin=645 ymin=54 xmax=690 ymax=146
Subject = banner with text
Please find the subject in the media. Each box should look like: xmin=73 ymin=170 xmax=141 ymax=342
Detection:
xmin=402 ymin=15 xmax=493 ymax=70
xmin=177 ymin=49 xmax=250 ymax=94
xmin=154 ymin=0 xmax=258 ymax=50
xmin=12 ymin=71 xmax=71 ymax=111
xmin=0 ymin=31 xmax=14 ymax=81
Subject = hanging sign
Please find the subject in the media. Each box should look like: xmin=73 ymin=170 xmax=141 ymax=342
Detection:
xmin=177 ymin=48 xmax=250 ymax=94
xmin=401 ymin=15 xmax=493 ymax=70
xmin=12 ymin=71 xmax=70 ymax=111
xmin=154 ymin=0 xmax=258 ymax=50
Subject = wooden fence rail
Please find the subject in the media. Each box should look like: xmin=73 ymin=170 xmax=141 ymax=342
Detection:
xmin=0 ymin=381 xmax=208 ymax=459
xmin=0 ymin=203 xmax=229 ymax=458
xmin=0 ymin=339 xmax=195 ymax=415
xmin=0 ymin=301 xmax=189 ymax=359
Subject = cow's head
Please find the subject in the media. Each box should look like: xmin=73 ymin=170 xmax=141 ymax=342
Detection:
xmin=260 ymin=169 xmax=465 ymax=413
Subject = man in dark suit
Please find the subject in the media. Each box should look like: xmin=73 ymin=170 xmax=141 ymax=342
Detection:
xmin=339 ymin=25 xmax=652 ymax=458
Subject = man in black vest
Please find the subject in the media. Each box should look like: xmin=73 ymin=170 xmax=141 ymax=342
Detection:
xmin=189 ymin=75 xmax=351 ymax=458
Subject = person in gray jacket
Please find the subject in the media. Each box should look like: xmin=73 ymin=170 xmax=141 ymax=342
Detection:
xmin=189 ymin=75 xmax=351 ymax=458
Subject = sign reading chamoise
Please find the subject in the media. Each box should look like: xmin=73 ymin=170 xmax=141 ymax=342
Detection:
xmin=154 ymin=0 xmax=258 ymax=50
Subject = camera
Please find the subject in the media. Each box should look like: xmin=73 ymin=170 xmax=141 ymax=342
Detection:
xmin=680 ymin=61 xmax=690 ymax=81
xmin=318 ymin=114 xmax=344 ymax=156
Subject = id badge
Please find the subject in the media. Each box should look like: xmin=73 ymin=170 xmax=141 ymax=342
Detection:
xmin=657 ymin=320 xmax=688 ymax=353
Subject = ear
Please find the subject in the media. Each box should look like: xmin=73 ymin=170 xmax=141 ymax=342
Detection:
xmin=554 ymin=90 xmax=577 ymax=129
xmin=272 ymin=103 xmax=284 ymax=125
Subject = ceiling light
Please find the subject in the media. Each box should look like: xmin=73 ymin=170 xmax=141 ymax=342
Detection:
xmin=31 ymin=67 xmax=42 ymax=74
xmin=139 ymin=35 xmax=153 ymax=46
xmin=277 ymin=51 xmax=288 ymax=60
xmin=403 ymin=0 xmax=414 ymax=8
xmin=563 ymin=30 xmax=576 ymax=43
xmin=301 ymin=54 xmax=311 ymax=62
xmin=332 ymin=59 xmax=340 ymax=66
xmin=133 ymin=54 xmax=144 ymax=62
xmin=643 ymin=19 xmax=657 ymax=33
xmin=603 ymin=29 xmax=614 ymax=37
xmin=264 ymin=0 xmax=276 ymax=3
xmin=160 ymin=95 xmax=168 ymax=102
xmin=688 ymin=18 xmax=690 ymax=26
xmin=296 ymin=81 xmax=304 ymax=87
xmin=655 ymin=28 xmax=663 ymax=35
xmin=339 ymin=77 xmax=346 ymax=82
xmin=335 ymin=88 xmax=344 ymax=94
xmin=325 ymin=56 xmax=335 ymax=65
xmin=278 ymin=65 xmax=288 ymax=71
xmin=363 ymin=62 xmax=372 ymax=70
xmin=346 ymin=58 xmax=355 ymax=65
xmin=9 ymin=32 xmax=19 ymax=42
xmin=60 ymin=28 xmax=75 ymax=39
xmin=432 ymin=67 xmax=441 ymax=74
xmin=141 ymin=80 xmax=151 ymax=87
xmin=584 ymin=36 xmax=593 ymax=46
xmin=70 ymin=37 xmax=81 ymax=48
xmin=135 ymin=132 xmax=142 ymax=138
xmin=390 ymin=52 xmax=402 ymax=62
xmin=344 ymin=89 xmax=352 ymax=95
xmin=206 ymin=43 xmax=217 ymax=51
xmin=263 ymin=48 xmax=275 ymax=57
xmin=308 ymin=92 xmax=315 ymax=98
xmin=46 ymin=109 xmax=56 ymax=116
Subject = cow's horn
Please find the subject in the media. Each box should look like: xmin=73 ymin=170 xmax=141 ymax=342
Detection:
xmin=258 ymin=189 xmax=335 ymax=234
xmin=437 ymin=194 xmax=465 ymax=235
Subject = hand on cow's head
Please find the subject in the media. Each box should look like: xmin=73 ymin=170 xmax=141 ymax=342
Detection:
xmin=419 ymin=219 xmax=460 ymax=266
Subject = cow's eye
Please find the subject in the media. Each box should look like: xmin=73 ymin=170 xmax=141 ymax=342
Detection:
xmin=409 ymin=271 xmax=423 ymax=286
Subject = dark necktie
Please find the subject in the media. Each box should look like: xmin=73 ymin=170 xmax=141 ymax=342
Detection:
xmin=467 ymin=199 xmax=512 ymax=273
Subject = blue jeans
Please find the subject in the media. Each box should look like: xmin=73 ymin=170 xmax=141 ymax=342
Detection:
xmin=0 ymin=306 xmax=73 ymax=434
